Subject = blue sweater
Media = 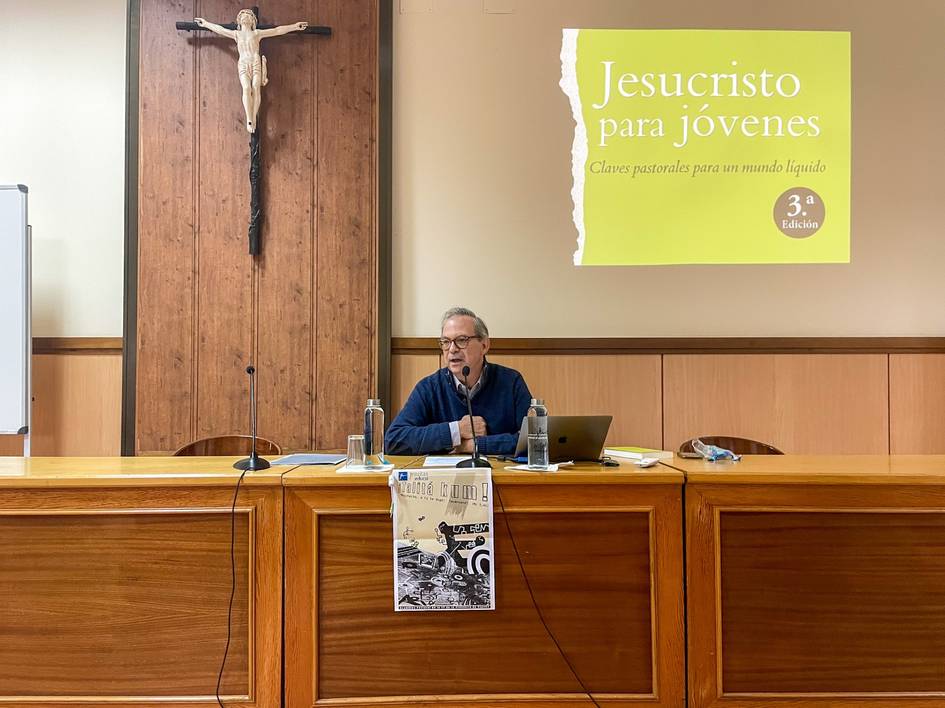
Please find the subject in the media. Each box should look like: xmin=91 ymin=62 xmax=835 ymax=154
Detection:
xmin=385 ymin=362 xmax=532 ymax=456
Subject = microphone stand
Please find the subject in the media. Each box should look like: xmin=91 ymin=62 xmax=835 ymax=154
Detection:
xmin=234 ymin=365 xmax=270 ymax=471
xmin=456 ymin=365 xmax=492 ymax=469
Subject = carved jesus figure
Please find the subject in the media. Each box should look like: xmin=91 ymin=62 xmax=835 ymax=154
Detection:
xmin=195 ymin=9 xmax=307 ymax=133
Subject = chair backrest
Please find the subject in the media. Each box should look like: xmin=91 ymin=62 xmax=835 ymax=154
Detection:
xmin=173 ymin=435 xmax=282 ymax=457
xmin=679 ymin=436 xmax=784 ymax=456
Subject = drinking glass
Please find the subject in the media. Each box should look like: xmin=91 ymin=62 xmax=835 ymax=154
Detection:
xmin=346 ymin=434 xmax=366 ymax=469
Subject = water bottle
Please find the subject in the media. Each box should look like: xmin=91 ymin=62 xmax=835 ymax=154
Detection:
xmin=526 ymin=398 xmax=549 ymax=469
xmin=363 ymin=398 xmax=386 ymax=468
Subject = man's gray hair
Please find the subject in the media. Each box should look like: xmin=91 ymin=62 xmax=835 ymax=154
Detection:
xmin=440 ymin=307 xmax=489 ymax=338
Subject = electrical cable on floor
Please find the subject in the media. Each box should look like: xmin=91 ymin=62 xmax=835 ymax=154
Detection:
xmin=216 ymin=468 xmax=247 ymax=708
xmin=494 ymin=483 xmax=602 ymax=708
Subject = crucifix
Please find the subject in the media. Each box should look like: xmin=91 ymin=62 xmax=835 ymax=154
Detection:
xmin=176 ymin=8 xmax=331 ymax=255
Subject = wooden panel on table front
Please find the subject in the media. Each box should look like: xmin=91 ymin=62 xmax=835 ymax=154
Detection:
xmin=255 ymin=0 xmax=316 ymax=452
xmin=136 ymin=0 xmax=196 ymax=454
xmin=285 ymin=481 xmax=685 ymax=707
xmin=0 ymin=511 xmax=249 ymax=696
xmin=317 ymin=511 xmax=653 ymax=697
xmin=720 ymin=511 xmax=945 ymax=693
xmin=687 ymin=482 xmax=945 ymax=708
xmin=314 ymin=0 xmax=378 ymax=448
xmin=663 ymin=354 xmax=888 ymax=453
xmin=890 ymin=354 xmax=945 ymax=453
xmin=489 ymin=354 xmax=663 ymax=449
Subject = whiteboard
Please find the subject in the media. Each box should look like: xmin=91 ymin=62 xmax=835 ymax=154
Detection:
xmin=0 ymin=185 xmax=30 ymax=434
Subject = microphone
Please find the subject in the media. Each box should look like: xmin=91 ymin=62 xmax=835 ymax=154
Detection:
xmin=456 ymin=365 xmax=491 ymax=469
xmin=234 ymin=365 xmax=270 ymax=471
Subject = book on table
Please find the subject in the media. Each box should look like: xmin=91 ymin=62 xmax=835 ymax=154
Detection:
xmin=604 ymin=446 xmax=674 ymax=460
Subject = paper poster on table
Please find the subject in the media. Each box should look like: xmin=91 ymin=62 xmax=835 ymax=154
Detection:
xmin=560 ymin=29 xmax=851 ymax=265
xmin=390 ymin=468 xmax=495 ymax=611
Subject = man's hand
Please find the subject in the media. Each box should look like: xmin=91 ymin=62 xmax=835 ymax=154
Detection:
xmin=297 ymin=21 xmax=308 ymax=31
xmin=195 ymin=17 xmax=207 ymax=27
xmin=458 ymin=415 xmax=487 ymax=440
xmin=457 ymin=437 xmax=475 ymax=454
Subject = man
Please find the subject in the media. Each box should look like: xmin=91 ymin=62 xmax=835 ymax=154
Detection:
xmin=386 ymin=307 xmax=532 ymax=457
xmin=195 ymin=10 xmax=308 ymax=132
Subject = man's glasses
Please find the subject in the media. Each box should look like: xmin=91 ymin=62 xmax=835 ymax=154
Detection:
xmin=438 ymin=335 xmax=481 ymax=351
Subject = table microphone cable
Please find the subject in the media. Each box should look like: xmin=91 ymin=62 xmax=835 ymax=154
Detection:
xmin=216 ymin=467 xmax=247 ymax=708
xmin=396 ymin=454 xmax=427 ymax=469
xmin=215 ymin=459 xmax=599 ymax=708
xmin=494 ymin=483 xmax=602 ymax=708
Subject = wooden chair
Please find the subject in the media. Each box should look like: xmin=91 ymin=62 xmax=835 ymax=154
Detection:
xmin=679 ymin=436 xmax=784 ymax=456
xmin=173 ymin=435 xmax=282 ymax=456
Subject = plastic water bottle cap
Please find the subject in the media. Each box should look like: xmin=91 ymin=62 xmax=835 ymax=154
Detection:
xmin=367 ymin=398 xmax=381 ymax=407
xmin=530 ymin=398 xmax=544 ymax=406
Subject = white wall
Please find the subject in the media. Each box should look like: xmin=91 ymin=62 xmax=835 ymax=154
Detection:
xmin=5 ymin=0 xmax=945 ymax=339
xmin=0 ymin=0 xmax=126 ymax=337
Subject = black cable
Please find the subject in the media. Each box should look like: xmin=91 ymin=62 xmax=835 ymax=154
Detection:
xmin=680 ymin=479 xmax=689 ymax=706
xmin=216 ymin=468 xmax=247 ymax=708
xmin=493 ymin=484 xmax=602 ymax=708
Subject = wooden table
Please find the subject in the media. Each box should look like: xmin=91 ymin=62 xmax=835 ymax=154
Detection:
xmin=9 ymin=453 xmax=944 ymax=707
xmin=0 ymin=456 xmax=284 ymax=708
xmin=283 ymin=458 xmax=685 ymax=708
xmin=669 ymin=455 xmax=945 ymax=708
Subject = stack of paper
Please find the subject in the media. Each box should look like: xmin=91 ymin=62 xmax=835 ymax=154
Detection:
xmin=422 ymin=456 xmax=472 ymax=467
xmin=603 ymin=446 xmax=674 ymax=461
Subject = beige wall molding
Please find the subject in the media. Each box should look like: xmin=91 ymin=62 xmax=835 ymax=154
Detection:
xmin=393 ymin=337 xmax=945 ymax=355
xmin=32 ymin=336 xmax=945 ymax=356
xmin=33 ymin=337 xmax=123 ymax=354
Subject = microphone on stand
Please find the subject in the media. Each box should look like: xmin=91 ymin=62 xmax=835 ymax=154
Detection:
xmin=457 ymin=365 xmax=492 ymax=469
xmin=234 ymin=365 xmax=270 ymax=471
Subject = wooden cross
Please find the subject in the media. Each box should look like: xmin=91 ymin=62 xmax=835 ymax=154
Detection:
xmin=176 ymin=7 xmax=331 ymax=255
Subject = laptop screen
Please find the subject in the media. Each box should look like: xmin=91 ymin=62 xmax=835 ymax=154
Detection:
xmin=513 ymin=415 xmax=612 ymax=461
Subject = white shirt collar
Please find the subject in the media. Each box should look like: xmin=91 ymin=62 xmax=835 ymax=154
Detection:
xmin=452 ymin=363 xmax=488 ymax=399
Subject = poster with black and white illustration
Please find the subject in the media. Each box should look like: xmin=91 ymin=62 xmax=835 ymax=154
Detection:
xmin=390 ymin=468 xmax=494 ymax=611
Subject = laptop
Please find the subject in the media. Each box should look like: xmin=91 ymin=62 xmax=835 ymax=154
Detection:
xmin=513 ymin=415 xmax=612 ymax=462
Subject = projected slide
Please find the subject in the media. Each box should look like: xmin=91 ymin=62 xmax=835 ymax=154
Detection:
xmin=560 ymin=30 xmax=850 ymax=266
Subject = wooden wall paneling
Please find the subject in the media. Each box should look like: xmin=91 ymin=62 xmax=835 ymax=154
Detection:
xmin=136 ymin=0 xmax=381 ymax=454
xmin=663 ymin=354 xmax=889 ymax=454
xmin=490 ymin=354 xmax=663 ymax=449
xmin=0 ymin=354 xmax=122 ymax=457
xmin=390 ymin=352 xmax=439 ymax=417
xmin=314 ymin=0 xmax=378 ymax=449
xmin=0 ymin=436 xmax=21 ymax=456
xmin=254 ymin=0 xmax=316 ymax=452
xmin=30 ymin=354 xmax=123 ymax=456
xmin=194 ymin=0 xmax=256 ymax=442
xmin=135 ymin=0 xmax=196 ymax=454
xmin=890 ymin=354 xmax=945 ymax=453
